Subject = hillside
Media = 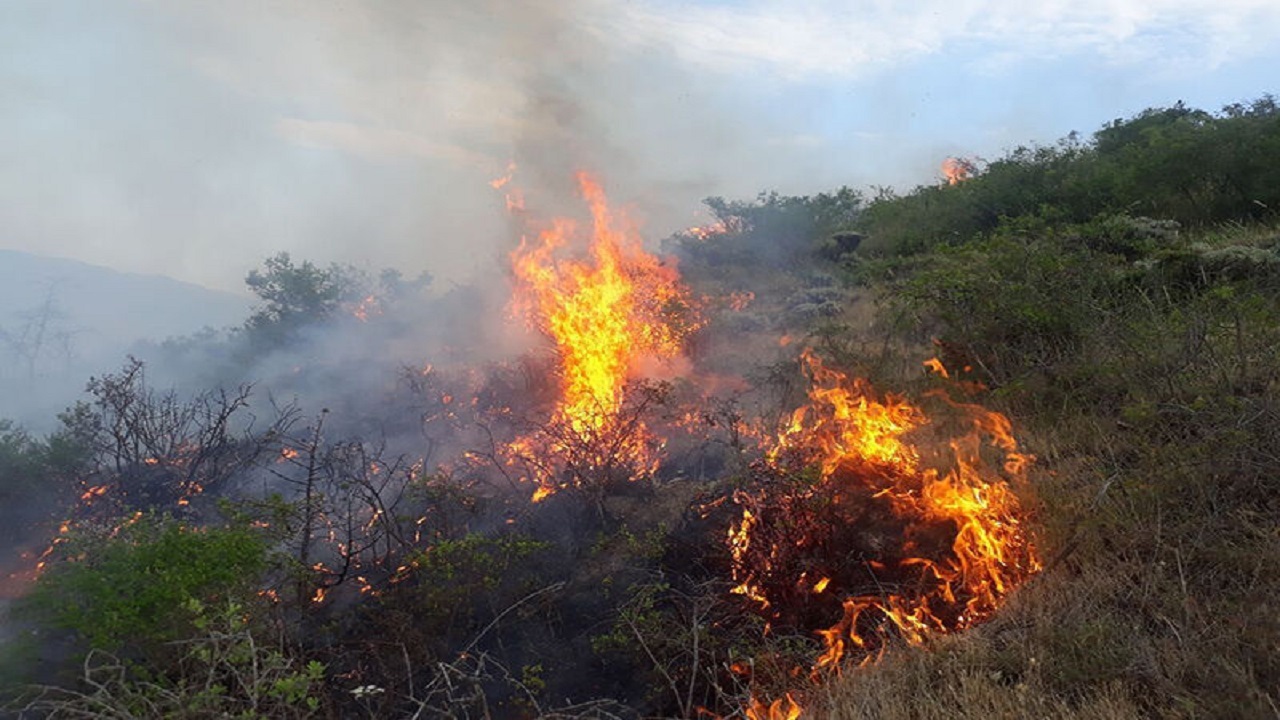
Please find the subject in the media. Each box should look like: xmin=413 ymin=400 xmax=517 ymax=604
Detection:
xmin=3 ymin=97 xmax=1279 ymax=719
xmin=0 ymin=250 xmax=250 ymax=427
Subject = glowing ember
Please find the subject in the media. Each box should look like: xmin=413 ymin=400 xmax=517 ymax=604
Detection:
xmin=728 ymin=290 xmax=755 ymax=312
xmin=923 ymin=356 xmax=949 ymax=378
xmin=508 ymin=171 xmax=701 ymax=501
xmin=729 ymin=350 xmax=1040 ymax=673
xmin=684 ymin=220 xmax=728 ymax=240
xmin=351 ymin=294 xmax=382 ymax=322
xmin=746 ymin=693 xmax=802 ymax=720
xmin=491 ymin=160 xmax=525 ymax=211
xmin=941 ymin=157 xmax=976 ymax=185
xmin=490 ymin=161 xmax=517 ymax=190
xmin=80 ymin=484 xmax=110 ymax=502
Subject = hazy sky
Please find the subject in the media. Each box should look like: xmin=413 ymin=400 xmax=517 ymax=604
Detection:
xmin=3 ymin=0 xmax=1278 ymax=293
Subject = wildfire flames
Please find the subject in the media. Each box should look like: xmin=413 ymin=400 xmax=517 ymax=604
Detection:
xmin=746 ymin=693 xmax=802 ymax=720
xmin=941 ymin=156 xmax=976 ymax=185
xmin=6 ymin=166 xmax=1047 ymax=720
xmin=507 ymin=171 xmax=701 ymax=501
xmin=729 ymin=351 xmax=1040 ymax=675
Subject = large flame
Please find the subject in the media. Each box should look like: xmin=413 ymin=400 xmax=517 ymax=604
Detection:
xmin=730 ymin=351 xmax=1039 ymax=674
xmin=509 ymin=172 xmax=700 ymax=501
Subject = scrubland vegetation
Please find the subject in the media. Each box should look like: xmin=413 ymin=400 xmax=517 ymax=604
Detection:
xmin=2 ymin=95 xmax=1279 ymax=718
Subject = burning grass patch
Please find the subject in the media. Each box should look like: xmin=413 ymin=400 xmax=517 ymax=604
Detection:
xmin=724 ymin=352 xmax=1041 ymax=686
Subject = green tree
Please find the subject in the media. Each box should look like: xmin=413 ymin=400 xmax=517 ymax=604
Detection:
xmin=244 ymin=252 xmax=363 ymax=347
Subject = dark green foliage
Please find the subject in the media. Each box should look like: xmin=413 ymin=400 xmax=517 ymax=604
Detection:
xmin=0 ymin=419 xmax=87 ymax=545
xmin=398 ymin=533 xmax=548 ymax=629
xmin=30 ymin=516 xmax=269 ymax=650
xmin=885 ymin=235 xmax=1117 ymax=383
xmin=670 ymin=187 xmax=864 ymax=271
xmin=16 ymin=600 xmax=326 ymax=719
xmin=0 ymin=420 xmax=48 ymax=503
xmin=863 ymin=96 xmax=1280 ymax=256
xmin=244 ymin=252 xmax=363 ymax=347
xmin=367 ymin=531 xmax=551 ymax=667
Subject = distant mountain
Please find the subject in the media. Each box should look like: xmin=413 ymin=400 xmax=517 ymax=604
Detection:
xmin=0 ymin=249 xmax=251 ymax=428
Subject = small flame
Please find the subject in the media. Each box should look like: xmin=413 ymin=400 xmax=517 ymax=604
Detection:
xmin=745 ymin=693 xmax=802 ymax=720
xmin=352 ymin=294 xmax=381 ymax=322
xmin=941 ymin=157 xmax=975 ymax=185
xmin=728 ymin=290 xmax=755 ymax=312
xmin=490 ymin=160 xmax=517 ymax=189
xmin=684 ymin=221 xmax=728 ymax=240
xmin=80 ymin=485 xmax=109 ymax=502
xmin=491 ymin=161 xmax=525 ymax=211
xmin=923 ymin=357 xmax=949 ymax=378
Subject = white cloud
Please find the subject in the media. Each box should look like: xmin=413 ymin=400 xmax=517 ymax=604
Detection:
xmin=604 ymin=0 xmax=1280 ymax=78
xmin=4 ymin=0 xmax=1276 ymax=293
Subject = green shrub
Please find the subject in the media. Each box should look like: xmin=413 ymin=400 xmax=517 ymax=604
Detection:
xmin=30 ymin=515 xmax=269 ymax=650
xmin=17 ymin=599 xmax=325 ymax=719
xmin=887 ymin=236 xmax=1118 ymax=383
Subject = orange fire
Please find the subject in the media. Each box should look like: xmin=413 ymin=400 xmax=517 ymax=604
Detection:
xmin=728 ymin=290 xmax=755 ymax=312
xmin=491 ymin=160 xmax=525 ymax=211
xmin=508 ymin=172 xmax=700 ymax=501
xmin=745 ymin=693 xmax=802 ymax=720
xmin=351 ymin=294 xmax=382 ymax=322
xmin=729 ymin=350 xmax=1039 ymax=673
xmin=684 ymin=221 xmax=728 ymax=240
xmin=941 ymin=157 xmax=975 ymax=185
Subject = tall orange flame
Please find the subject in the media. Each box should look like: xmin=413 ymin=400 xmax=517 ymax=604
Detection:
xmin=509 ymin=172 xmax=700 ymax=500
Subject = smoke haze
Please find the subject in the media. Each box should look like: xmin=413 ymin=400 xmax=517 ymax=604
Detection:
xmin=1 ymin=1 xmax=791 ymax=293
xmin=2 ymin=0 xmax=1278 ymax=292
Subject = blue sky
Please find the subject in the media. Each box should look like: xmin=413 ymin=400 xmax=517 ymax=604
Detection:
xmin=2 ymin=0 xmax=1278 ymax=292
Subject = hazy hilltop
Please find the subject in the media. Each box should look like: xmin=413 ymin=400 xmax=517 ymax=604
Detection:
xmin=0 ymin=249 xmax=250 ymax=427
xmin=2 ymin=98 xmax=1278 ymax=718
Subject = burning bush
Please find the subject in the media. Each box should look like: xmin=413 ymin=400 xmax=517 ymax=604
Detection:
xmin=507 ymin=172 xmax=702 ymax=505
xmin=727 ymin=352 xmax=1040 ymax=674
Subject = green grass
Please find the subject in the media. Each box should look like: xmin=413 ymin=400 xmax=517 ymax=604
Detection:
xmin=817 ymin=220 xmax=1280 ymax=719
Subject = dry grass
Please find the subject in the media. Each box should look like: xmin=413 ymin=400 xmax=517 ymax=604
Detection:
xmin=814 ymin=223 xmax=1280 ymax=719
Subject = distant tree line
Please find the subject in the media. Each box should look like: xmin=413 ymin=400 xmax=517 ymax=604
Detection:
xmin=859 ymin=95 xmax=1280 ymax=255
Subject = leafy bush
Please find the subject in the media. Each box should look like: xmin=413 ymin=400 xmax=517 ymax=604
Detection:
xmin=16 ymin=599 xmax=326 ymax=719
xmin=886 ymin=236 xmax=1118 ymax=383
xmin=31 ymin=516 xmax=269 ymax=650
xmin=862 ymin=96 xmax=1280 ymax=257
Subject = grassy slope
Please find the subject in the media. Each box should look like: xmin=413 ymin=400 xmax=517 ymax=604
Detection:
xmin=810 ymin=225 xmax=1280 ymax=717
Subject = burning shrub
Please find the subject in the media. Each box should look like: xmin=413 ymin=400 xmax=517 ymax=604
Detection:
xmin=506 ymin=172 xmax=702 ymax=505
xmin=506 ymin=379 xmax=674 ymax=513
xmin=726 ymin=352 xmax=1040 ymax=674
